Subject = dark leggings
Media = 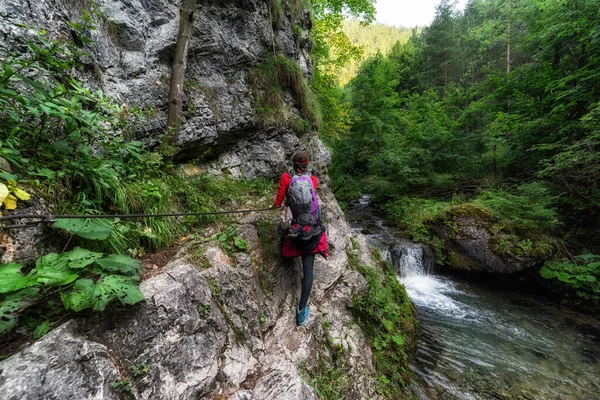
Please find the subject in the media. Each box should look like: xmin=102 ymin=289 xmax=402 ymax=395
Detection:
xmin=299 ymin=253 xmax=315 ymax=310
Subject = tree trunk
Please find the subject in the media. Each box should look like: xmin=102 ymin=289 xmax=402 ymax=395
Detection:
xmin=506 ymin=22 xmax=511 ymax=74
xmin=506 ymin=40 xmax=511 ymax=74
xmin=167 ymin=0 xmax=197 ymax=143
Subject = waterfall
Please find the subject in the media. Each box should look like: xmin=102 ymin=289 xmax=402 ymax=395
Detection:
xmin=389 ymin=244 xmax=431 ymax=277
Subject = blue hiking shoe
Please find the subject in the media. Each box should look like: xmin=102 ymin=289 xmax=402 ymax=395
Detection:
xmin=296 ymin=305 xmax=310 ymax=326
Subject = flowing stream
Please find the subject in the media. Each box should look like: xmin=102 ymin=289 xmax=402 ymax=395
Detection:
xmin=346 ymin=196 xmax=600 ymax=400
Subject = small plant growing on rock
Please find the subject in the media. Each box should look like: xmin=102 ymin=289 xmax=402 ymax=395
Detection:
xmin=131 ymin=363 xmax=149 ymax=377
xmin=197 ymin=304 xmax=211 ymax=319
xmin=112 ymin=379 xmax=131 ymax=392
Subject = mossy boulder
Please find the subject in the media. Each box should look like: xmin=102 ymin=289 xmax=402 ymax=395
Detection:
xmin=431 ymin=204 xmax=553 ymax=274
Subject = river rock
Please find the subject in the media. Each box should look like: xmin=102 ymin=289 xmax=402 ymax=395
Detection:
xmin=432 ymin=211 xmax=547 ymax=273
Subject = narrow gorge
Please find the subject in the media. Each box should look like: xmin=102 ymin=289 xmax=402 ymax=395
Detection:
xmin=0 ymin=0 xmax=414 ymax=399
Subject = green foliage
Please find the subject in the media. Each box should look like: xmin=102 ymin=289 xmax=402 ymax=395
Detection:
xmin=0 ymin=24 xmax=152 ymax=206
xmin=248 ymin=55 xmax=319 ymax=130
xmin=352 ymin=254 xmax=416 ymax=398
xmin=0 ymin=247 xmax=142 ymax=335
xmin=111 ymin=379 xmax=131 ymax=392
xmin=541 ymin=254 xmax=600 ymax=301
xmin=473 ymin=183 xmax=559 ymax=232
xmin=53 ymin=219 xmax=116 ymax=240
xmin=197 ymin=304 xmax=211 ymax=319
xmin=382 ymin=196 xmax=449 ymax=245
xmin=131 ymin=363 xmax=149 ymax=377
xmin=383 ymin=186 xmax=558 ymax=261
xmin=338 ymin=21 xmax=415 ymax=85
xmin=304 ymin=360 xmax=353 ymax=399
xmin=327 ymin=0 xmax=600 ymax=260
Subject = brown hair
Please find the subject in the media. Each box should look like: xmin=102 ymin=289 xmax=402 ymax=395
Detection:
xmin=293 ymin=152 xmax=309 ymax=172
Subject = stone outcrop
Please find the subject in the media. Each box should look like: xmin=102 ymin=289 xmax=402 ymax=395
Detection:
xmin=0 ymin=321 xmax=120 ymax=400
xmin=0 ymin=1 xmax=385 ymax=398
xmin=432 ymin=209 xmax=548 ymax=274
xmin=0 ymin=0 xmax=313 ymax=173
xmin=0 ymin=187 xmax=380 ymax=399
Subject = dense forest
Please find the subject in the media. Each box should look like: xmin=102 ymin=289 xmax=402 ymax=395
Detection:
xmin=316 ymin=0 xmax=600 ymax=302
xmin=338 ymin=21 xmax=415 ymax=85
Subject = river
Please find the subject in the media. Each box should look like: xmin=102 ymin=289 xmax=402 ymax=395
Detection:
xmin=345 ymin=196 xmax=600 ymax=400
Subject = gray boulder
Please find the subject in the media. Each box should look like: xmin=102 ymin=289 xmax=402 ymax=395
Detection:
xmin=0 ymin=321 xmax=120 ymax=400
xmin=432 ymin=211 xmax=549 ymax=273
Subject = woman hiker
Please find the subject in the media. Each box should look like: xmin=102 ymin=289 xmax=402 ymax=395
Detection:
xmin=271 ymin=152 xmax=328 ymax=326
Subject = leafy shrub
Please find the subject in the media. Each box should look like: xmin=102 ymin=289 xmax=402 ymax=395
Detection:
xmin=352 ymin=253 xmax=416 ymax=398
xmin=0 ymin=246 xmax=143 ymax=336
xmin=383 ymin=184 xmax=558 ymax=261
xmin=540 ymin=253 xmax=600 ymax=301
xmin=473 ymin=182 xmax=559 ymax=232
xmin=382 ymin=196 xmax=448 ymax=242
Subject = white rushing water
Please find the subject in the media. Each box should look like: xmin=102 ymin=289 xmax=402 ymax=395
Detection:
xmin=346 ymin=196 xmax=600 ymax=400
xmin=388 ymin=242 xmax=600 ymax=400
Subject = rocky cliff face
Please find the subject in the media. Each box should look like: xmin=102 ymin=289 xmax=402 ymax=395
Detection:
xmin=0 ymin=0 xmax=312 ymax=177
xmin=0 ymin=191 xmax=380 ymax=399
xmin=0 ymin=0 xmax=320 ymax=265
xmin=0 ymin=1 xmax=384 ymax=398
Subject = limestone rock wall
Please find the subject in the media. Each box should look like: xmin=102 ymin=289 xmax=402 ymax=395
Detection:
xmin=0 ymin=1 xmax=381 ymax=398
xmin=0 ymin=194 xmax=380 ymax=399
xmin=0 ymin=0 xmax=314 ymax=177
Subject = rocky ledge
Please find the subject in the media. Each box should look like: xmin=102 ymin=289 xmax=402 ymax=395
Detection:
xmin=0 ymin=189 xmax=381 ymax=399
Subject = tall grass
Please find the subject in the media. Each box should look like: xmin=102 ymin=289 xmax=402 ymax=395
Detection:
xmin=247 ymin=55 xmax=320 ymax=131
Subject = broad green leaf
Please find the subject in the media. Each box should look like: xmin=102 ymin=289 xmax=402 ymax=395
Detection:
xmin=575 ymin=253 xmax=598 ymax=262
xmin=0 ymin=288 xmax=39 ymax=335
xmin=32 ymin=253 xmax=78 ymax=286
xmin=62 ymin=247 xmax=103 ymax=269
xmin=574 ymin=275 xmax=597 ymax=283
xmin=95 ymin=254 xmax=141 ymax=276
xmin=33 ymin=320 xmax=50 ymax=339
xmin=61 ymin=279 xmax=94 ymax=312
xmin=0 ymin=172 xmax=18 ymax=181
xmin=53 ymin=218 xmax=114 ymax=240
xmin=35 ymin=252 xmax=68 ymax=271
xmin=234 ymin=236 xmax=247 ymax=250
xmin=557 ymin=272 xmax=573 ymax=283
xmin=32 ymin=168 xmax=55 ymax=179
xmin=0 ymin=263 xmax=36 ymax=293
xmin=91 ymin=275 xmax=144 ymax=311
xmin=34 ymin=268 xmax=79 ymax=287
xmin=539 ymin=265 xmax=557 ymax=279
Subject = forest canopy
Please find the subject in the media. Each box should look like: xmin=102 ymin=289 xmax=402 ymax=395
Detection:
xmin=319 ymin=0 xmax=600 ymax=260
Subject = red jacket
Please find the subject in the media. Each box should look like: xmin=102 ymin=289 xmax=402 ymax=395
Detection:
xmin=274 ymin=172 xmax=327 ymax=258
xmin=274 ymin=172 xmax=319 ymax=207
